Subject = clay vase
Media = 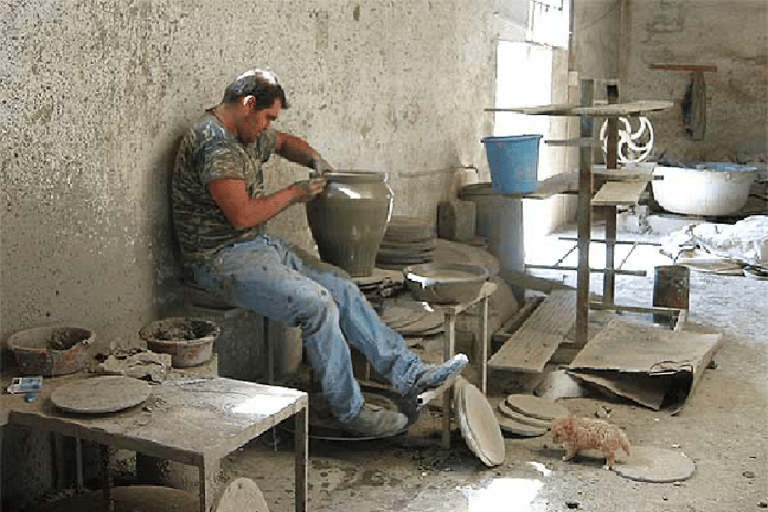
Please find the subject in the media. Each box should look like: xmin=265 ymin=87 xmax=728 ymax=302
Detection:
xmin=306 ymin=171 xmax=393 ymax=277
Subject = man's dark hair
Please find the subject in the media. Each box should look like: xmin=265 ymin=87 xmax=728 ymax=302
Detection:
xmin=222 ymin=69 xmax=290 ymax=109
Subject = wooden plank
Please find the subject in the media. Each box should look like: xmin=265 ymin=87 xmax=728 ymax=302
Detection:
xmin=485 ymin=103 xmax=580 ymax=115
xmin=488 ymin=290 xmax=577 ymax=373
xmin=486 ymin=100 xmax=673 ymax=117
xmin=498 ymin=269 xmax=575 ymax=293
xmin=526 ymin=171 xmax=579 ymax=199
xmin=491 ymin=296 xmax=544 ymax=346
xmin=569 ymin=319 xmax=722 ymax=374
xmin=591 ymin=180 xmax=649 ymax=206
xmin=544 ymin=138 xmax=601 ymax=147
xmin=567 ymin=319 xmax=723 ymax=412
xmin=650 ymin=63 xmax=718 ymax=73
xmin=571 ymin=100 xmax=674 ymax=117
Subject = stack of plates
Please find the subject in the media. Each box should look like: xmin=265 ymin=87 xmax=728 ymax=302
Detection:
xmin=376 ymin=216 xmax=437 ymax=270
xmin=494 ymin=393 xmax=569 ymax=437
xmin=351 ymin=268 xmax=405 ymax=299
xmin=454 ymin=378 xmax=505 ymax=467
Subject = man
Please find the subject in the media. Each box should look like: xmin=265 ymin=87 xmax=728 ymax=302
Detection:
xmin=172 ymin=69 xmax=467 ymax=437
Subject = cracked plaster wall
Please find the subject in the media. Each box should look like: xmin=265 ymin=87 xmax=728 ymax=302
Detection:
xmin=620 ymin=0 xmax=768 ymax=161
xmin=572 ymin=0 xmax=767 ymax=162
xmin=1 ymin=0 xmax=496 ymax=359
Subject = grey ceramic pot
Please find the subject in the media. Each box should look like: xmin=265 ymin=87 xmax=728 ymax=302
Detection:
xmin=306 ymin=171 xmax=393 ymax=277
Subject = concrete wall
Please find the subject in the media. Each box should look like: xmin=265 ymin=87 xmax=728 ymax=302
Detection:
xmin=1 ymin=0 xmax=496 ymax=358
xmin=570 ymin=0 xmax=767 ymax=162
xmin=620 ymin=0 xmax=768 ymax=161
xmin=1 ymin=0 xmax=496 ymax=507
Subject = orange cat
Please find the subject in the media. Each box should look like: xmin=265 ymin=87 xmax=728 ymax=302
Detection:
xmin=551 ymin=415 xmax=631 ymax=469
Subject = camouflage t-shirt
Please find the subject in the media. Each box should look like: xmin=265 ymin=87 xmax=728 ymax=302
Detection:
xmin=172 ymin=111 xmax=277 ymax=267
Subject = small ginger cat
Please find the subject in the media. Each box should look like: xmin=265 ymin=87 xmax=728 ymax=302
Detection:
xmin=551 ymin=415 xmax=631 ymax=469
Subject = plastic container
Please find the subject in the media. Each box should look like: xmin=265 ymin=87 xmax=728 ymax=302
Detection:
xmin=652 ymin=162 xmax=758 ymax=216
xmin=139 ymin=317 xmax=220 ymax=367
xmin=481 ymin=134 xmax=543 ymax=194
xmin=7 ymin=326 xmax=94 ymax=376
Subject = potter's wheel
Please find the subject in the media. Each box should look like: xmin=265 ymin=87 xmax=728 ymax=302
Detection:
xmin=281 ymin=387 xmax=416 ymax=441
xmin=51 ymin=376 xmax=151 ymax=414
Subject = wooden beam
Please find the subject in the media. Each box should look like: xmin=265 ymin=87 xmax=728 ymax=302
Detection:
xmin=650 ymin=63 xmax=718 ymax=73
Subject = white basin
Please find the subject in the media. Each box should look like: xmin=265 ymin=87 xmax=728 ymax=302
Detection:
xmin=652 ymin=162 xmax=758 ymax=216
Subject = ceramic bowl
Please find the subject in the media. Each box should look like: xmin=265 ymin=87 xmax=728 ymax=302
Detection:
xmin=139 ymin=317 xmax=220 ymax=367
xmin=403 ymin=263 xmax=490 ymax=304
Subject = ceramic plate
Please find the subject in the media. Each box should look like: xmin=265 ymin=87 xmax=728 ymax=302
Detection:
xmin=504 ymin=393 xmax=569 ymax=421
xmin=456 ymin=378 xmax=505 ymax=467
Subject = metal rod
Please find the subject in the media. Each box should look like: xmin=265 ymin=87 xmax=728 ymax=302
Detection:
xmin=557 ymin=236 xmax=660 ymax=246
xmin=554 ymin=244 xmax=578 ymax=266
xmin=616 ymin=241 xmax=639 ymax=271
xmin=526 ymin=264 xmax=646 ymax=276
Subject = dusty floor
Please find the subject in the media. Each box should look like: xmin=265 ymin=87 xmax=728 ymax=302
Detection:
xmin=214 ymin=221 xmax=768 ymax=512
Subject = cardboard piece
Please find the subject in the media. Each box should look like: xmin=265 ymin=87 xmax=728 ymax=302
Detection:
xmin=567 ymin=320 xmax=722 ymax=411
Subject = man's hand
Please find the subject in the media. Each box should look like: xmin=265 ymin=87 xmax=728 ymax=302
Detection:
xmin=292 ymin=173 xmax=327 ymax=202
xmin=311 ymin=156 xmax=335 ymax=175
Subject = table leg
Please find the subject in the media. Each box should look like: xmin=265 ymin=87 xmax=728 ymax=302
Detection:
xmin=295 ymin=406 xmax=308 ymax=512
xmin=198 ymin=462 xmax=208 ymax=512
xmin=441 ymin=312 xmax=456 ymax=449
xmin=101 ymin=446 xmax=114 ymax=512
xmin=479 ymin=297 xmax=489 ymax=394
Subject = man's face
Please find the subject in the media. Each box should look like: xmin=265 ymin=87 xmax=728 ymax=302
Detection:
xmin=240 ymin=98 xmax=281 ymax=143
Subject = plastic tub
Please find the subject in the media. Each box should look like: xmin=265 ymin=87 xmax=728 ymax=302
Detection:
xmin=481 ymin=135 xmax=543 ymax=194
xmin=7 ymin=326 xmax=94 ymax=376
xmin=652 ymin=162 xmax=758 ymax=216
xmin=139 ymin=317 xmax=220 ymax=367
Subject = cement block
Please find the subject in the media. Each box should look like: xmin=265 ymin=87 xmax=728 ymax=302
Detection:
xmin=437 ymin=200 xmax=476 ymax=242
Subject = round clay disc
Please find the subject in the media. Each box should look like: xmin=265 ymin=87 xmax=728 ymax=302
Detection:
xmin=497 ymin=400 xmax=552 ymax=429
xmin=614 ymin=445 xmax=696 ymax=483
xmin=51 ymin=376 xmax=151 ymax=414
xmin=457 ymin=379 xmax=505 ymax=467
xmin=504 ymin=393 xmax=570 ymax=421
xmin=213 ymin=477 xmax=269 ymax=512
xmin=495 ymin=410 xmax=548 ymax=437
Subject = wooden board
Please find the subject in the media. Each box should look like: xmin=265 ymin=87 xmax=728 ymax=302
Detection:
xmin=488 ymin=290 xmax=577 ymax=373
xmin=486 ymin=101 xmax=673 ymax=117
xmin=570 ymin=100 xmax=674 ymax=117
xmin=569 ymin=320 xmax=722 ymax=374
xmin=568 ymin=320 xmax=723 ymax=411
xmin=591 ymin=181 xmax=649 ymax=206
xmin=526 ymin=171 xmax=580 ymax=199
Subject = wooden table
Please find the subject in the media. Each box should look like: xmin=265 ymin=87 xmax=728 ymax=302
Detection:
xmin=418 ymin=281 xmax=497 ymax=448
xmin=1 ymin=374 xmax=309 ymax=512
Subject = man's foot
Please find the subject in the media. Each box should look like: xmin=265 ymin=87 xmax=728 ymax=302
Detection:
xmin=407 ymin=354 xmax=469 ymax=397
xmin=341 ymin=404 xmax=409 ymax=437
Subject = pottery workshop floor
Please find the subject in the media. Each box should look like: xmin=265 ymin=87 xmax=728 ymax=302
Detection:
xmin=214 ymin=225 xmax=765 ymax=512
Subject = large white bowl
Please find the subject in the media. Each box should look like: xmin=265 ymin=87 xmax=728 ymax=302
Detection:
xmin=652 ymin=163 xmax=758 ymax=216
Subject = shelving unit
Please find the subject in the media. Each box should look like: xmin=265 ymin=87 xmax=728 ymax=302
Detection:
xmin=487 ymin=78 xmax=674 ymax=348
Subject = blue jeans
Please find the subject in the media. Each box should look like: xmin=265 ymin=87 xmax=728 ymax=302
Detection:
xmin=190 ymin=234 xmax=425 ymax=423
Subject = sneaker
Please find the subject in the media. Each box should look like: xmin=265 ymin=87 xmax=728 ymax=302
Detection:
xmin=407 ymin=354 xmax=469 ymax=397
xmin=341 ymin=404 xmax=409 ymax=437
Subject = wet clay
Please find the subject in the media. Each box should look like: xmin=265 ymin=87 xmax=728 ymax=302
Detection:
xmin=306 ymin=172 xmax=393 ymax=277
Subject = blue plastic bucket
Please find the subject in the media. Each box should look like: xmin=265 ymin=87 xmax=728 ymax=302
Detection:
xmin=481 ymin=134 xmax=543 ymax=194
